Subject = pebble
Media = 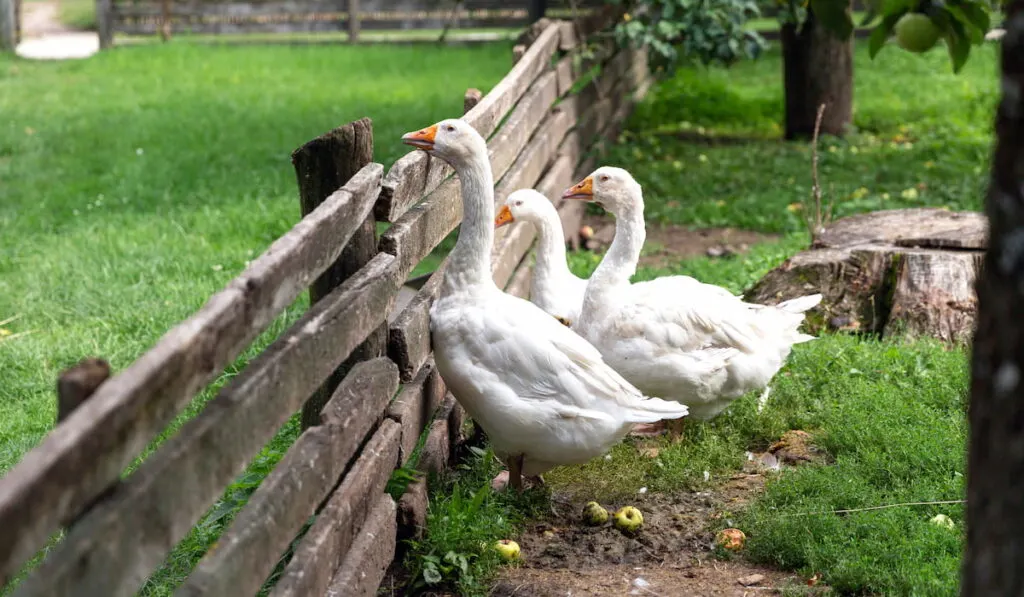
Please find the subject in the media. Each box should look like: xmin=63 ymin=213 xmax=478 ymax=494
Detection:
xmin=737 ymin=573 xmax=766 ymax=587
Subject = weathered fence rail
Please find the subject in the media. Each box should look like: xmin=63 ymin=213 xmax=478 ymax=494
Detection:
xmin=0 ymin=11 xmax=652 ymax=596
xmin=98 ymin=0 xmax=605 ymax=48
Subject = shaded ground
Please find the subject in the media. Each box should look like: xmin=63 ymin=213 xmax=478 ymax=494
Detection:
xmin=581 ymin=214 xmax=778 ymax=269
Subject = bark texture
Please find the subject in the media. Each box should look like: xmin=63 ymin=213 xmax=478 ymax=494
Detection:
xmin=963 ymin=3 xmax=1024 ymax=593
xmin=745 ymin=208 xmax=986 ymax=344
xmin=781 ymin=3 xmax=854 ymax=139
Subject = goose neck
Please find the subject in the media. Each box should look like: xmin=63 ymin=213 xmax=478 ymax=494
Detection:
xmin=442 ymin=154 xmax=496 ymax=294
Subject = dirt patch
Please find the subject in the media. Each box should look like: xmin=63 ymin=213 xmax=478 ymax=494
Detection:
xmin=490 ymin=470 xmax=821 ymax=596
xmin=580 ymin=214 xmax=778 ymax=269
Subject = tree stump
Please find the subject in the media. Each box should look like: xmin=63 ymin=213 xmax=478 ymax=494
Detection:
xmin=744 ymin=208 xmax=987 ymax=344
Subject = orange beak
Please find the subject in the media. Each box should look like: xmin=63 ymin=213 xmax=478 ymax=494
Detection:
xmin=562 ymin=176 xmax=594 ymax=201
xmin=401 ymin=124 xmax=438 ymax=151
xmin=494 ymin=204 xmax=515 ymax=229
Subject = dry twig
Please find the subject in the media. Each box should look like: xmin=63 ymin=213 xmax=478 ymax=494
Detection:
xmin=804 ymin=103 xmax=835 ymax=243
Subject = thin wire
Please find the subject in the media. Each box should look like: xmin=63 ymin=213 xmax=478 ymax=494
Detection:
xmin=776 ymin=499 xmax=966 ymax=518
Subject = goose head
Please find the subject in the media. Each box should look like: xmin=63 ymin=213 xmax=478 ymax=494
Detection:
xmin=401 ymin=118 xmax=487 ymax=169
xmin=495 ymin=189 xmax=557 ymax=229
xmin=562 ymin=166 xmax=643 ymax=216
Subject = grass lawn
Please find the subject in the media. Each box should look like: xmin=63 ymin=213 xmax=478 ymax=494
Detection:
xmin=405 ymin=39 xmax=992 ymax=595
xmin=0 ymin=41 xmax=510 ymax=594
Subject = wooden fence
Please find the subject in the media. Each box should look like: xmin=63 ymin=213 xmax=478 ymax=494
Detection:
xmin=0 ymin=10 xmax=653 ymax=597
xmin=97 ymin=0 xmax=605 ymax=48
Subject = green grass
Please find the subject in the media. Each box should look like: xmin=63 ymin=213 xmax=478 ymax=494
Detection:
xmin=0 ymin=41 xmax=510 ymax=594
xmin=608 ymin=40 xmax=996 ymax=233
xmin=57 ymin=0 xmax=96 ymax=30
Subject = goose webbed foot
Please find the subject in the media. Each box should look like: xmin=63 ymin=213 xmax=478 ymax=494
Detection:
xmin=629 ymin=421 xmax=667 ymax=438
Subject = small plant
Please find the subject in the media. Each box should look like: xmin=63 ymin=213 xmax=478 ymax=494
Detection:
xmin=803 ymin=104 xmax=836 ymax=245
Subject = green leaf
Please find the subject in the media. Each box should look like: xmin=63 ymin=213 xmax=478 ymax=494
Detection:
xmin=945 ymin=5 xmax=984 ymax=43
xmin=811 ymin=0 xmax=854 ymax=38
xmin=945 ymin=17 xmax=972 ymax=72
xmin=422 ymin=565 xmax=442 ymax=585
xmin=958 ymin=1 xmax=991 ymax=32
xmin=860 ymin=7 xmax=880 ymax=26
xmin=881 ymin=0 xmax=914 ymax=16
xmin=868 ymin=11 xmax=903 ymax=58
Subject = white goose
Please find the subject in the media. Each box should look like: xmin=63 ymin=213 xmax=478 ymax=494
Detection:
xmin=494 ymin=189 xmax=587 ymax=327
xmin=561 ymin=166 xmax=822 ymax=433
xmin=494 ymin=188 xmax=741 ymax=329
xmin=400 ymin=121 xmax=689 ymax=490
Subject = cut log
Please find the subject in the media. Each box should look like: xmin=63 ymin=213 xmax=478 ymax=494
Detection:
xmin=745 ymin=208 xmax=987 ymax=344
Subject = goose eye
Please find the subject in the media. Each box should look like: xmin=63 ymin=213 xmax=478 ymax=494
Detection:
xmin=514 ymin=201 xmax=523 ymax=207
xmin=445 ymin=125 xmax=456 ymax=132
xmin=599 ymin=175 xmax=610 ymax=182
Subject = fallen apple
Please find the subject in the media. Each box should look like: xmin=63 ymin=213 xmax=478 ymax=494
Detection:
xmin=717 ymin=527 xmax=746 ymax=551
xmin=494 ymin=539 xmax=521 ymax=561
xmin=930 ymin=513 xmax=955 ymax=530
xmin=582 ymin=501 xmax=609 ymax=526
xmin=613 ymin=506 xmax=644 ymax=534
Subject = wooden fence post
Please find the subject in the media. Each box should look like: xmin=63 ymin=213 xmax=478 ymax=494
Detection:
xmin=55 ymin=357 xmax=113 ymax=529
xmin=292 ymin=117 xmax=383 ymax=430
xmin=347 ymin=0 xmax=359 ymax=43
xmin=96 ymin=0 xmax=114 ymax=49
xmin=0 ymin=0 xmax=15 ymax=53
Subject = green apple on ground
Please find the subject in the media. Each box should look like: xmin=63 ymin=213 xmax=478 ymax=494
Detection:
xmin=613 ymin=506 xmax=644 ymax=534
xmin=494 ymin=539 xmax=521 ymax=561
xmin=582 ymin=501 xmax=609 ymax=526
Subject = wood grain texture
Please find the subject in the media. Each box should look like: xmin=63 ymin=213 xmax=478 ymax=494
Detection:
xmin=323 ymin=493 xmax=397 ymax=597
xmin=11 ymin=253 xmax=401 ymax=597
xmin=387 ymin=262 xmax=447 ymax=382
xmin=176 ymin=358 xmax=399 ymax=597
xmin=0 ymin=162 xmax=382 ymax=590
xmin=268 ymin=420 xmax=401 ymax=597
xmin=387 ymin=360 xmax=445 ymax=463
xmin=292 ymin=118 xmax=379 ymax=430
xmin=375 ymin=23 xmax=561 ymax=222
xmin=56 ymin=358 xmax=111 ymax=425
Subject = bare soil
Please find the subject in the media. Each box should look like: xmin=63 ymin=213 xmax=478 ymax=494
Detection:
xmin=581 ymin=214 xmax=778 ymax=269
xmin=488 ymin=444 xmax=829 ymax=597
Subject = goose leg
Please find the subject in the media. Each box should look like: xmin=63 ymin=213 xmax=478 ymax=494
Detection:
xmin=667 ymin=417 xmax=687 ymax=443
xmin=509 ymin=454 xmax=525 ymax=492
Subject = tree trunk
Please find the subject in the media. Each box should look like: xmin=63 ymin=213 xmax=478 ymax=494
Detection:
xmin=780 ymin=4 xmax=854 ymax=139
xmin=963 ymin=0 xmax=1024 ymax=593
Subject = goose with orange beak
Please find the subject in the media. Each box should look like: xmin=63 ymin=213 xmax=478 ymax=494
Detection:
xmin=560 ymin=166 xmax=822 ymax=439
xmin=495 ymin=189 xmax=586 ymax=328
xmin=399 ymin=120 xmax=689 ymax=491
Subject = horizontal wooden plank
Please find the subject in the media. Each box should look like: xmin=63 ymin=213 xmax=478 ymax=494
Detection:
xmin=324 ymin=493 xmax=397 ymax=597
xmin=268 ymin=419 xmax=401 ymax=597
xmin=387 ymin=360 xmax=445 ymax=462
xmin=0 ymin=162 xmax=383 ymax=589
xmin=12 ymin=252 xmax=401 ymax=597
xmin=387 ymin=262 xmax=446 ymax=382
xmin=116 ymin=20 xmax=346 ymax=35
xmin=176 ymin=358 xmax=399 ymax=597
xmin=487 ymin=68 xmax=561 ymax=185
xmin=375 ymin=23 xmax=561 ymax=222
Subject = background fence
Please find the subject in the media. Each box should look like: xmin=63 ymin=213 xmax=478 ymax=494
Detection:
xmin=0 ymin=9 xmax=655 ymax=596
xmin=97 ymin=0 xmax=605 ymax=48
